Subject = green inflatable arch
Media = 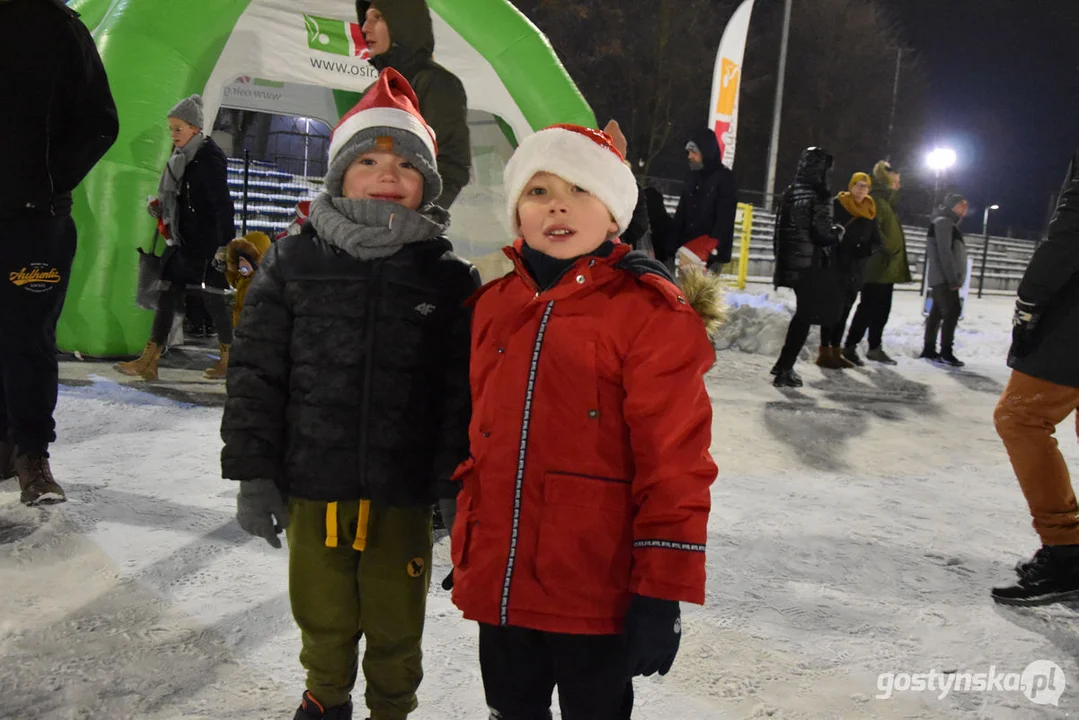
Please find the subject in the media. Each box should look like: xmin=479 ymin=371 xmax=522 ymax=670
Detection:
xmin=62 ymin=0 xmax=595 ymax=356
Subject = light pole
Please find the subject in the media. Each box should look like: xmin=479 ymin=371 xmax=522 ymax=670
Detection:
xmin=977 ymin=204 xmax=1000 ymax=298
xmin=763 ymin=0 xmax=793 ymax=211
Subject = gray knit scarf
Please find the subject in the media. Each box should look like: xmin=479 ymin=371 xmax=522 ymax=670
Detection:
xmin=157 ymin=132 xmax=205 ymax=247
xmin=308 ymin=193 xmax=448 ymax=260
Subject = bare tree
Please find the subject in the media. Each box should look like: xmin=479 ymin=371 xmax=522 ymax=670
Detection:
xmin=514 ymin=0 xmax=738 ymax=178
xmin=736 ymin=0 xmax=929 ymax=208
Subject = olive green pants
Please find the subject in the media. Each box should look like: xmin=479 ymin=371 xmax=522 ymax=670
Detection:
xmin=286 ymin=498 xmax=433 ymax=719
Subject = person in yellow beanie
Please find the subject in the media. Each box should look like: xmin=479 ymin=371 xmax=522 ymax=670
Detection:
xmin=820 ymin=172 xmax=882 ymax=368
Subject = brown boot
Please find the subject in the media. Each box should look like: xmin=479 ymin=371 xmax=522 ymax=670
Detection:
xmin=816 ymin=346 xmax=845 ymax=370
xmin=115 ymin=341 xmax=162 ymax=380
xmin=203 ymin=344 xmax=230 ymax=380
xmin=15 ymin=452 xmax=65 ymax=506
xmin=835 ymin=346 xmax=856 ymax=369
xmin=0 ymin=441 xmax=14 ymax=480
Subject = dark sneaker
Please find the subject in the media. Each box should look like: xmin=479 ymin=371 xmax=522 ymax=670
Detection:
xmin=769 ymin=363 xmax=780 ymax=376
xmin=992 ymin=545 xmax=1079 ymax=606
xmin=0 ymin=441 xmax=14 ymax=481
xmin=15 ymin=453 xmax=65 ymax=506
xmin=865 ymin=348 xmax=897 ymax=365
xmin=773 ymin=368 xmax=803 ymax=388
xmin=841 ymin=347 xmax=865 ymax=367
xmin=294 ymin=691 xmax=353 ymax=720
xmin=937 ymin=352 xmax=965 ymax=368
xmin=919 ymin=348 xmax=940 ymax=361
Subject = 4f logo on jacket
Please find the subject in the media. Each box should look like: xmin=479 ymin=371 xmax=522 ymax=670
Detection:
xmin=414 ymin=303 xmax=437 ymax=316
xmin=10 ymin=265 xmax=62 ymax=293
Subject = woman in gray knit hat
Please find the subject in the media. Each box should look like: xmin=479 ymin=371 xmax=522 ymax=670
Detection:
xmin=116 ymin=94 xmax=236 ymax=381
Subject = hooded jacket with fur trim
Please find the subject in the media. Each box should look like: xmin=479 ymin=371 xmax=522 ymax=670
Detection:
xmin=224 ymin=231 xmax=273 ymax=327
xmin=450 ymin=241 xmax=721 ymax=635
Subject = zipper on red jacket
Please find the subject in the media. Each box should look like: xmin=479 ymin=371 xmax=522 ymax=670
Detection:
xmin=499 ymin=299 xmax=556 ymax=626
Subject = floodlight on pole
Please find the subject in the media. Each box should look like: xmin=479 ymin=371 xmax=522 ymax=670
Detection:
xmin=926 ymin=147 xmax=957 ymax=171
xmin=977 ymin=203 xmax=1001 ymax=298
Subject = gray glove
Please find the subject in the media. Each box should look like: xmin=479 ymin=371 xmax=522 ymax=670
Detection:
xmin=236 ymin=479 xmax=289 ymax=548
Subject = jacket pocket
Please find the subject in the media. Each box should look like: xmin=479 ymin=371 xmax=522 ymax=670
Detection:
xmin=450 ymin=507 xmax=475 ymax=570
xmin=534 ymin=471 xmax=633 ymax=616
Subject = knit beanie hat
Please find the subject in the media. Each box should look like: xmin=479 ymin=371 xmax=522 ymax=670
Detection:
xmin=941 ymin=192 xmax=967 ymax=210
xmin=849 ymin=172 xmax=872 ymax=191
xmin=168 ymin=95 xmax=204 ymax=129
xmin=324 ymin=68 xmax=441 ymax=204
xmin=503 ymin=124 xmax=638 ymax=236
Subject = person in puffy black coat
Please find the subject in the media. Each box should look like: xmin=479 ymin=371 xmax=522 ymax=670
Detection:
xmin=770 ymin=147 xmax=843 ymax=387
xmin=665 ymin=128 xmax=738 ymax=267
xmin=220 ymin=69 xmax=479 ymax=720
xmin=820 ymin=172 xmax=882 ymax=369
xmin=992 ymin=149 xmax=1079 ymax=607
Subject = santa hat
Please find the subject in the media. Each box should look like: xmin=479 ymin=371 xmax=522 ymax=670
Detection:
xmin=324 ymin=68 xmax=441 ymax=205
xmin=503 ymin=124 xmax=638 ymax=236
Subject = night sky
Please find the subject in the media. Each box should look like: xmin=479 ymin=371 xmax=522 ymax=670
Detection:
xmin=890 ymin=0 xmax=1079 ymax=235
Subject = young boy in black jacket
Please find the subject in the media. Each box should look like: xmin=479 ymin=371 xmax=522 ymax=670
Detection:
xmin=220 ymin=68 xmax=479 ymax=720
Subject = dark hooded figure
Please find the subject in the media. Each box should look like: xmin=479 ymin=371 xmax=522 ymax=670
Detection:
xmin=357 ymin=0 xmax=471 ymax=208
xmin=665 ymin=128 xmax=738 ymax=267
xmin=770 ymin=147 xmax=844 ymax=388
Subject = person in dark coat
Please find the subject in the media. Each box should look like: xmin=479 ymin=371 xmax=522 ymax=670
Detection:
xmin=665 ymin=128 xmax=738 ymax=269
xmin=358 ymin=0 xmax=471 ymax=209
xmin=921 ymin=193 xmax=969 ymax=367
xmin=770 ymin=147 xmax=843 ymax=388
xmin=115 ymin=95 xmax=235 ymax=381
xmin=0 ymin=0 xmax=118 ymax=505
xmin=221 ymin=69 xmax=479 ymax=720
xmin=820 ymin=172 xmax=882 ymax=369
xmin=991 ymin=150 xmax=1079 ymax=607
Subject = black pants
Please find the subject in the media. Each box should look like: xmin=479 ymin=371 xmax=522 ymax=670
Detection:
xmin=820 ymin=284 xmax=861 ymax=348
xmin=845 ymin=282 xmax=894 ymax=350
xmin=150 ymin=284 xmax=232 ymax=347
xmin=0 ymin=212 xmax=77 ymax=455
xmin=479 ymin=624 xmax=633 ymax=720
xmin=924 ymin=284 xmax=961 ymax=354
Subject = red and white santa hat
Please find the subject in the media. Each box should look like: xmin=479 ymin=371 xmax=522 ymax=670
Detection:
xmin=325 ymin=68 xmax=441 ymax=205
xmin=503 ymin=124 xmax=638 ymax=236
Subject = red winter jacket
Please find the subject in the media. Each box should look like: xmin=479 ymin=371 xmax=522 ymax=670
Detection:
xmin=450 ymin=241 xmax=718 ymax=635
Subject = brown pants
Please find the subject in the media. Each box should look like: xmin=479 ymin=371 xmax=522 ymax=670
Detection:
xmin=994 ymin=370 xmax=1079 ymax=545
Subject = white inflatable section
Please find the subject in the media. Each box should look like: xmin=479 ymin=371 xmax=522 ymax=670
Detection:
xmin=201 ymin=0 xmax=528 ymax=275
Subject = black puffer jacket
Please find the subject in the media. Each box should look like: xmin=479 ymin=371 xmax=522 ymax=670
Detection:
xmin=773 ymin=147 xmax=841 ymax=289
xmin=667 ymin=128 xmax=739 ymax=262
xmin=161 ymin=138 xmax=235 ymax=289
xmin=1009 ymin=150 xmax=1079 ymax=388
xmin=220 ymin=226 xmax=481 ymax=504
xmin=0 ymin=0 xmax=118 ymax=219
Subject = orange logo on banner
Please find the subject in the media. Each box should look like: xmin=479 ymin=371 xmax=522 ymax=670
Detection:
xmin=715 ymin=58 xmax=742 ymax=117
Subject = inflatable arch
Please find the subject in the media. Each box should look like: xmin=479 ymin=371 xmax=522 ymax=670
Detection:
xmin=61 ymin=0 xmax=595 ymax=356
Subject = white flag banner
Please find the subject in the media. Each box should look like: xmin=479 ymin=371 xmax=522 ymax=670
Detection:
xmin=707 ymin=0 xmax=755 ymax=168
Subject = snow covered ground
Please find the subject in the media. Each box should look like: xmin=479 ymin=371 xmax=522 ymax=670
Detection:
xmin=3 ymin=288 xmax=1078 ymax=719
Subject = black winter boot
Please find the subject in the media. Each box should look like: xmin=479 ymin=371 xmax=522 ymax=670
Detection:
xmin=919 ymin=348 xmax=939 ymax=361
xmin=841 ymin=346 xmax=865 ymax=367
xmin=865 ymin=347 xmax=897 ymax=365
xmin=937 ymin=351 xmax=965 ymax=368
xmin=773 ymin=368 xmax=803 ymax=388
xmin=293 ymin=691 xmax=352 ymax=720
xmin=992 ymin=545 xmax=1079 ymax=606
xmin=0 ymin=441 xmax=14 ymax=481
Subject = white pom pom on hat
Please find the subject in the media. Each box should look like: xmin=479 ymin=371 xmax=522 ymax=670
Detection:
xmin=503 ymin=124 xmax=638 ymax=237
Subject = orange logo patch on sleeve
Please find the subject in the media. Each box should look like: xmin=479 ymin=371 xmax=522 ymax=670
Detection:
xmin=407 ymin=557 xmax=425 ymax=577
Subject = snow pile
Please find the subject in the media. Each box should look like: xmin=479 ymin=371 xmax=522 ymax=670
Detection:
xmin=714 ymin=285 xmax=1014 ymax=365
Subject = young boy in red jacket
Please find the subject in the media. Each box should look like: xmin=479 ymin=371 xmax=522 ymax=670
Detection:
xmin=450 ymin=125 xmax=721 ymax=719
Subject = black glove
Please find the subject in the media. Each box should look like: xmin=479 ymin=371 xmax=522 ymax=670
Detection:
xmin=236 ymin=479 xmax=290 ymax=549
xmin=441 ymin=569 xmax=454 ymax=591
xmin=622 ymin=594 xmax=681 ymax=677
xmin=1009 ymin=298 xmax=1042 ymax=361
